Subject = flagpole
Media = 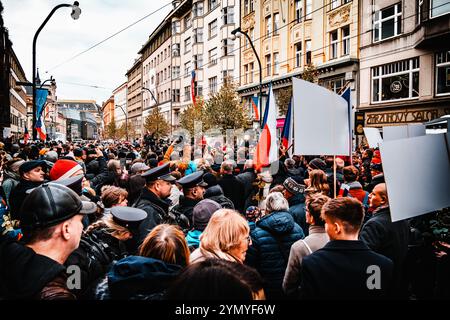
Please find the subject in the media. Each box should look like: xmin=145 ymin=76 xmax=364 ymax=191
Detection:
xmin=333 ymin=155 xmax=337 ymax=198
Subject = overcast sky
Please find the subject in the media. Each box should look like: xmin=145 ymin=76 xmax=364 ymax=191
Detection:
xmin=2 ymin=0 xmax=172 ymax=105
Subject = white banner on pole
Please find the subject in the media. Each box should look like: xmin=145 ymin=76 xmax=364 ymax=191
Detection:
xmin=380 ymin=133 xmax=450 ymax=222
xmin=292 ymin=78 xmax=350 ymax=156
xmin=383 ymin=124 xmax=426 ymax=142
xmin=363 ymin=127 xmax=383 ymax=148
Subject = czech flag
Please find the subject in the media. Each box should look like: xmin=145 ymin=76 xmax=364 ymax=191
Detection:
xmin=35 ymin=88 xmax=48 ymax=141
xmin=341 ymin=87 xmax=352 ymax=161
xmin=24 ymin=126 xmax=29 ymax=144
xmin=191 ymin=70 xmax=196 ymax=106
xmin=281 ymin=99 xmax=292 ymax=149
xmin=251 ymin=96 xmax=259 ymax=121
xmin=254 ymin=86 xmax=278 ymax=171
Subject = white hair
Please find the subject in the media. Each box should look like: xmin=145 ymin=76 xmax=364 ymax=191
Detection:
xmin=265 ymin=192 xmax=289 ymax=213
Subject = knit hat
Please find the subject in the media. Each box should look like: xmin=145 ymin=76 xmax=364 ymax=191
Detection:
xmin=283 ymin=177 xmax=305 ymax=195
xmin=192 ymin=199 xmax=221 ymax=231
xmin=308 ymin=158 xmax=327 ymax=171
xmin=49 ymin=159 xmax=83 ymax=181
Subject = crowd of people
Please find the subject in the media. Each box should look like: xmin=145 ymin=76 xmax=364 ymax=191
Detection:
xmin=0 ymin=133 xmax=448 ymax=300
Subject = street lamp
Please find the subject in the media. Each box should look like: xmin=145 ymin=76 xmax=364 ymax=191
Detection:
xmin=116 ymin=104 xmax=128 ymax=141
xmin=32 ymin=1 xmax=81 ymax=140
xmin=141 ymin=87 xmax=158 ymax=105
xmin=231 ymin=26 xmax=263 ymax=127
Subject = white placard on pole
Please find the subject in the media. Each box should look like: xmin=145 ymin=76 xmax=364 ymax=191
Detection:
xmin=363 ymin=127 xmax=383 ymax=148
xmin=292 ymin=78 xmax=350 ymax=156
xmin=380 ymin=133 xmax=450 ymax=222
xmin=383 ymin=124 xmax=426 ymax=142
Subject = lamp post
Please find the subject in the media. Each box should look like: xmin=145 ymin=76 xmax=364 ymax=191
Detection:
xmin=231 ymin=26 xmax=263 ymax=127
xmin=116 ymin=104 xmax=128 ymax=141
xmin=141 ymin=87 xmax=158 ymax=105
xmin=32 ymin=1 xmax=81 ymax=140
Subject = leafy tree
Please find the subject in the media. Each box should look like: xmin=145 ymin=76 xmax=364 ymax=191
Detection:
xmin=276 ymin=87 xmax=292 ymax=116
xmin=204 ymin=80 xmax=251 ymax=133
xmin=143 ymin=107 xmax=170 ymax=139
xmin=179 ymin=97 xmax=207 ymax=136
xmin=105 ymin=118 xmax=118 ymax=139
xmin=301 ymin=63 xmax=319 ymax=83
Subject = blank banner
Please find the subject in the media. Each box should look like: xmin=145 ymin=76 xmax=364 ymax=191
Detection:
xmin=380 ymin=133 xmax=450 ymax=222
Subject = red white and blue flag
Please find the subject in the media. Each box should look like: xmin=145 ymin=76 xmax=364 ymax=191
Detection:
xmin=254 ymin=86 xmax=278 ymax=171
xmin=35 ymin=88 xmax=48 ymax=141
xmin=251 ymin=96 xmax=259 ymax=121
xmin=341 ymin=86 xmax=352 ymax=161
xmin=191 ymin=70 xmax=196 ymax=106
xmin=281 ymin=99 xmax=292 ymax=150
xmin=24 ymin=126 xmax=29 ymax=144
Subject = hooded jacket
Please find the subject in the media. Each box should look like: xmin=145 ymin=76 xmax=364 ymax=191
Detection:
xmin=246 ymin=211 xmax=304 ymax=299
xmin=95 ymin=256 xmax=182 ymax=300
xmin=204 ymin=185 xmax=234 ymax=209
xmin=9 ymin=179 xmax=44 ymax=221
xmin=288 ymin=193 xmax=308 ymax=236
xmin=0 ymin=240 xmax=75 ymax=300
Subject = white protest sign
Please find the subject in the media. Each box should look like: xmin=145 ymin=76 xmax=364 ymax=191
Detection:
xmin=383 ymin=124 xmax=426 ymax=141
xmin=363 ymin=127 xmax=383 ymax=148
xmin=292 ymin=78 xmax=350 ymax=156
xmin=380 ymin=133 xmax=450 ymax=222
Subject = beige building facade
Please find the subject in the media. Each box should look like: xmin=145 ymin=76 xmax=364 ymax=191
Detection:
xmin=126 ymin=57 xmax=143 ymax=137
xmin=359 ymin=0 xmax=450 ymax=130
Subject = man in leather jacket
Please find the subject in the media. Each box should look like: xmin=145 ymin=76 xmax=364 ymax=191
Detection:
xmin=0 ymin=183 xmax=97 ymax=300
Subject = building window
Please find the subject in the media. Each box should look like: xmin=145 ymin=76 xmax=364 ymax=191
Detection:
xmin=249 ymin=62 xmax=254 ymax=82
xmin=305 ymin=40 xmax=312 ymax=64
xmin=342 ymin=26 xmax=350 ymax=55
xmin=306 ymin=0 xmax=312 ymax=19
xmin=194 ymin=54 xmax=203 ymax=69
xmin=295 ymin=42 xmax=302 ymax=67
xmin=222 ymin=38 xmax=234 ymax=56
xmin=184 ymin=86 xmax=191 ymax=101
xmin=266 ymin=54 xmax=271 ymax=77
xmin=222 ymin=7 xmax=234 ymax=24
xmin=373 ymin=3 xmax=402 ymax=42
xmin=208 ymin=0 xmax=218 ymax=11
xmin=372 ymin=57 xmax=420 ymax=102
xmin=319 ymin=76 xmax=345 ymax=93
xmin=265 ymin=16 xmax=272 ymax=36
xmin=244 ymin=65 xmax=249 ymax=84
xmin=209 ymin=47 xmax=218 ymax=65
xmin=184 ymin=15 xmax=191 ymax=30
xmin=209 ymin=19 xmax=217 ymax=38
xmin=431 ymin=0 xmax=450 ymax=18
xmin=330 ymin=30 xmax=338 ymax=59
xmin=244 ymin=0 xmax=250 ymax=15
xmin=172 ymin=21 xmax=180 ymax=33
xmin=244 ymin=28 xmax=254 ymax=49
xmin=184 ymin=37 xmax=191 ymax=53
xmin=184 ymin=61 xmax=191 ymax=77
xmin=193 ymin=1 xmax=204 ymax=17
xmin=194 ymin=28 xmax=203 ymax=43
xmin=222 ymin=70 xmax=233 ymax=83
xmin=295 ymin=0 xmax=303 ymax=23
xmin=209 ymin=76 xmax=218 ymax=93
xmin=172 ymin=66 xmax=180 ymax=78
xmin=273 ymin=52 xmax=280 ymax=75
xmin=172 ymin=43 xmax=180 ymax=57
xmin=331 ymin=0 xmax=339 ymax=10
xmin=436 ymin=51 xmax=450 ymax=96
xmin=273 ymin=13 xmax=280 ymax=35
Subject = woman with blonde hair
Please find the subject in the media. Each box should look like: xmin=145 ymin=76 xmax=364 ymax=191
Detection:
xmin=96 ymin=224 xmax=190 ymax=300
xmin=190 ymin=209 xmax=251 ymax=264
xmin=305 ymin=169 xmax=330 ymax=197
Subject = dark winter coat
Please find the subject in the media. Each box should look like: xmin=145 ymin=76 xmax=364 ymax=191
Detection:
xmin=246 ymin=210 xmax=305 ymax=299
xmin=95 ymin=256 xmax=182 ymax=300
xmin=288 ymin=193 xmax=308 ymax=236
xmin=132 ymin=188 xmax=171 ymax=243
xmin=0 ymin=240 xmax=75 ymax=300
xmin=359 ymin=206 xmax=410 ymax=297
xmin=218 ymin=174 xmax=246 ymax=213
xmin=299 ymin=240 xmax=393 ymax=299
xmin=236 ymin=169 xmax=257 ymax=208
xmin=365 ymin=173 xmax=385 ymax=193
xmin=204 ymin=185 xmax=234 ymax=209
xmin=171 ymin=196 xmax=201 ymax=230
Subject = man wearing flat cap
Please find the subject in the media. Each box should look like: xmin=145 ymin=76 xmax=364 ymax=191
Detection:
xmin=9 ymin=160 xmax=47 ymax=222
xmin=283 ymin=177 xmax=308 ymax=236
xmin=170 ymin=170 xmax=208 ymax=231
xmin=132 ymin=163 xmax=176 ymax=243
xmin=0 ymin=183 xmax=97 ymax=300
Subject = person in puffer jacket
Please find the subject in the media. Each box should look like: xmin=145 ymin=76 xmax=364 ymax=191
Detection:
xmin=203 ymin=173 xmax=234 ymax=209
xmin=246 ymin=192 xmax=304 ymax=300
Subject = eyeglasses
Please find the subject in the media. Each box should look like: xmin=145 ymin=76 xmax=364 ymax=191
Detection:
xmin=246 ymin=235 xmax=252 ymax=244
